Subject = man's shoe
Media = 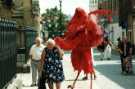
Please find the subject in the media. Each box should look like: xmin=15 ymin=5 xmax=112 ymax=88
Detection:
xmin=100 ymin=58 xmax=103 ymax=61
xmin=121 ymin=71 xmax=127 ymax=75
xmin=107 ymin=58 xmax=111 ymax=60
xmin=30 ymin=83 xmax=36 ymax=87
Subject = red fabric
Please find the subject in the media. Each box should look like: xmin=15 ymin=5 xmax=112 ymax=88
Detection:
xmin=89 ymin=9 xmax=112 ymax=23
xmin=54 ymin=8 xmax=111 ymax=73
xmin=89 ymin=9 xmax=112 ymax=15
xmin=71 ymin=48 xmax=94 ymax=73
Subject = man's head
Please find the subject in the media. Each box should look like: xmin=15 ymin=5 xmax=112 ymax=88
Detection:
xmin=35 ymin=37 xmax=43 ymax=46
xmin=47 ymin=38 xmax=55 ymax=49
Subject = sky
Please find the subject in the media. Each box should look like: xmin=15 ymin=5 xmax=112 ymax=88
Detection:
xmin=39 ymin=0 xmax=89 ymax=16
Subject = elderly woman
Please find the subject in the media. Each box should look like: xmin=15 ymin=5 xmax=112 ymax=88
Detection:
xmin=38 ymin=39 xmax=65 ymax=89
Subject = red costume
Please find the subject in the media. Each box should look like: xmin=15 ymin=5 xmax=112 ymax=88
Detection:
xmin=55 ymin=8 xmax=111 ymax=74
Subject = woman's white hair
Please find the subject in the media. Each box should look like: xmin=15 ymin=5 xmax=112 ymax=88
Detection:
xmin=47 ymin=38 xmax=55 ymax=45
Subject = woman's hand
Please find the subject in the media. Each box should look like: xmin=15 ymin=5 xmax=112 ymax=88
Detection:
xmin=56 ymin=45 xmax=64 ymax=58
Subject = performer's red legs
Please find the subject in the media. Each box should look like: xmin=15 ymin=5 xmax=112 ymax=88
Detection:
xmin=68 ymin=72 xmax=81 ymax=89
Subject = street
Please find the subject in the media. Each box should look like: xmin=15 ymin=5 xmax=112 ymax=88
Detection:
xmin=0 ymin=0 xmax=135 ymax=89
xmin=18 ymin=50 xmax=135 ymax=89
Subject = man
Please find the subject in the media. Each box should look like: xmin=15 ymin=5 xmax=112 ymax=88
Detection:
xmin=29 ymin=37 xmax=45 ymax=86
xmin=118 ymin=37 xmax=133 ymax=74
xmin=117 ymin=37 xmax=123 ymax=72
xmin=103 ymin=37 xmax=112 ymax=60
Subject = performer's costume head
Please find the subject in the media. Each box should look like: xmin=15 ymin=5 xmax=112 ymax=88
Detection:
xmin=55 ymin=8 xmax=112 ymax=73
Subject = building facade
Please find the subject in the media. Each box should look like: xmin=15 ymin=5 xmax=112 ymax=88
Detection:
xmin=98 ymin=0 xmax=123 ymax=44
xmin=119 ymin=0 xmax=135 ymax=44
xmin=0 ymin=0 xmax=41 ymax=56
xmin=0 ymin=0 xmax=40 ymax=31
xmin=98 ymin=0 xmax=135 ymax=44
xmin=89 ymin=0 xmax=98 ymax=11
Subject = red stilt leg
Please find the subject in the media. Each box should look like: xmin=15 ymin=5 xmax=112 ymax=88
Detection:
xmin=93 ymin=70 xmax=97 ymax=80
xmin=68 ymin=71 xmax=81 ymax=89
xmin=90 ymin=74 xmax=93 ymax=89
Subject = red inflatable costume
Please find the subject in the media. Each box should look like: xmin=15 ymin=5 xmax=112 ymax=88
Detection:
xmin=55 ymin=8 xmax=112 ymax=89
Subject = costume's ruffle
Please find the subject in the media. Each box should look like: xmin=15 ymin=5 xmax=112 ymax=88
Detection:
xmin=71 ymin=48 xmax=94 ymax=73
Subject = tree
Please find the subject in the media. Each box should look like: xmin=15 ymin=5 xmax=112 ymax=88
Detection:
xmin=42 ymin=7 xmax=69 ymax=38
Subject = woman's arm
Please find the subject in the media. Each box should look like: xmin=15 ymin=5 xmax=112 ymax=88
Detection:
xmin=56 ymin=45 xmax=64 ymax=58
xmin=41 ymin=49 xmax=46 ymax=65
xmin=39 ymin=49 xmax=46 ymax=72
xmin=59 ymin=49 xmax=64 ymax=58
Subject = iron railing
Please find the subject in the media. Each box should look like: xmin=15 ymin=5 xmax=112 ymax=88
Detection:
xmin=0 ymin=18 xmax=17 ymax=89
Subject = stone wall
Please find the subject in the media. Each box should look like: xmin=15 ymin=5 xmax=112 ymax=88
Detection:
xmin=0 ymin=0 xmax=40 ymax=31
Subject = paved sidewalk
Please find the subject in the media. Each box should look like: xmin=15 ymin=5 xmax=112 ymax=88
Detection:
xmin=19 ymin=53 xmax=99 ymax=89
xmin=16 ymin=52 xmax=135 ymax=89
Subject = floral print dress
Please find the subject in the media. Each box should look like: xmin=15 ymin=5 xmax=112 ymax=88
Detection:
xmin=43 ymin=47 xmax=65 ymax=82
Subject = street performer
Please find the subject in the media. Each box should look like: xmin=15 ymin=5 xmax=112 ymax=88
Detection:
xmin=55 ymin=7 xmax=112 ymax=89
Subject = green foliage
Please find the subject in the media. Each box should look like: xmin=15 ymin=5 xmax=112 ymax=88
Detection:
xmin=42 ymin=7 xmax=69 ymax=38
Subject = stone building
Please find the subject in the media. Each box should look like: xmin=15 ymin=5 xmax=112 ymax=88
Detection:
xmin=0 ymin=0 xmax=41 ymax=61
xmin=118 ymin=0 xmax=135 ymax=44
xmin=0 ymin=0 xmax=40 ymax=32
xmin=98 ymin=0 xmax=123 ymax=44
xmin=89 ymin=0 xmax=98 ymax=11
xmin=98 ymin=0 xmax=135 ymax=44
xmin=131 ymin=0 xmax=135 ymax=44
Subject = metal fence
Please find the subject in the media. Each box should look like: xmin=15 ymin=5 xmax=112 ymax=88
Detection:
xmin=0 ymin=18 xmax=17 ymax=89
